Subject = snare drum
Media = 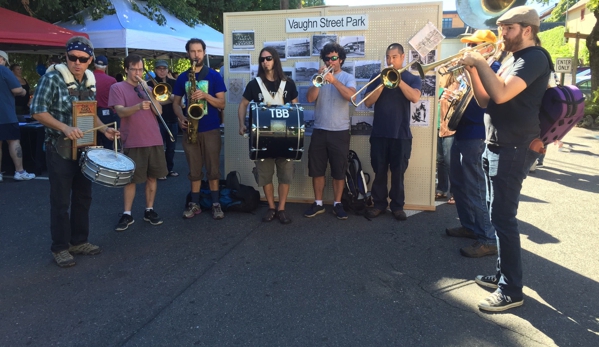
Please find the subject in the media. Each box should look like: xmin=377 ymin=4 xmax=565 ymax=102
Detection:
xmin=80 ymin=148 xmax=136 ymax=187
xmin=249 ymin=102 xmax=304 ymax=160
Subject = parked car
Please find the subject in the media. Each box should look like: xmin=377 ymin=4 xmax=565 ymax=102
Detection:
xmin=576 ymin=75 xmax=592 ymax=101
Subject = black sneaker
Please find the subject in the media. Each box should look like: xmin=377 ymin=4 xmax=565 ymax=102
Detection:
xmin=478 ymin=291 xmax=523 ymax=312
xmin=115 ymin=214 xmax=134 ymax=231
xmin=143 ymin=209 xmax=163 ymax=225
xmin=333 ymin=203 xmax=348 ymax=220
xmin=475 ymin=275 xmax=499 ymax=289
xmin=304 ymin=203 xmax=325 ymax=217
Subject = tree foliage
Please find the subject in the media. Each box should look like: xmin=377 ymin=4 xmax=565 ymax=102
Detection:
xmin=539 ymin=26 xmax=590 ymax=64
xmin=545 ymin=0 xmax=577 ymax=22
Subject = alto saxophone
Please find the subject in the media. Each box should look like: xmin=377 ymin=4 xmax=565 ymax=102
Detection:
xmin=186 ymin=59 xmax=204 ymax=144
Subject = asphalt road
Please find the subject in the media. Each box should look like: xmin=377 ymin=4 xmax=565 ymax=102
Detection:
xmin=1 ymin=127 xmax=598 ymax=347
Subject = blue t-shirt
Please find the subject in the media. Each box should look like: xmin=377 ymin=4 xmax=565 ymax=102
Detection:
xmin=366 ymin=70 xmax=422 ymax=139
xmin=173 ymin=67 xmax=227 ymax=133
xmin=455 ymin=61 xmax=501 ymax=141
xmin=0 ymin=65 xmax=21 ymax=124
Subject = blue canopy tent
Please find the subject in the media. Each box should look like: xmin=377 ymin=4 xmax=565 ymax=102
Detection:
xmin=56 ymin=0 xmax=223 ymax=63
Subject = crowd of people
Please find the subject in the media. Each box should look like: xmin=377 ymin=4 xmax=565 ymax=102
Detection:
xmin=3 ymin=5 xmax=551 ymax=314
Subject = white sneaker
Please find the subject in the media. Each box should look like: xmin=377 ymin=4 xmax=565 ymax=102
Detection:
xmin=14 ymin=171 xmax=35 ymax=181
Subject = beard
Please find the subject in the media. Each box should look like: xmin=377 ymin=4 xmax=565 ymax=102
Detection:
xmin=503 ymin=31 xmax=524 ymax=52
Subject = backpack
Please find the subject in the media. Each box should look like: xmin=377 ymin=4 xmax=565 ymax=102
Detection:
xmin=533 ymin=47 xmax=586 ymax=145
xmin=184 ymin=171 xmax=260 ymax=213
xmin=341 ymin=150 xmax=373 ymax=215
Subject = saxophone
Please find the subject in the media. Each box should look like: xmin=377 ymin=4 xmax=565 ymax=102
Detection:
xmin=186 ymin=59 xmax=204 ymax=144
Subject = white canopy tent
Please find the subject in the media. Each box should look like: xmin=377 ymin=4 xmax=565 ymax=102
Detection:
xmin=56 ymin=0 xmax=223 ymax=61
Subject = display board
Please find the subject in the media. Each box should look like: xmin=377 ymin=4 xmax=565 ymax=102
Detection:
xmin=223 ymin=3 xmax=442 ymax=211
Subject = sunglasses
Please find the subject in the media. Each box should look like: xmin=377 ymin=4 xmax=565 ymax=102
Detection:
xmin=323 ymin=56 xmax=339 ymax=62
xmin=133 ymin=86 xmax=145 ymax=100
xmin=259 ymin=56 xmax=274 ymax=63
xmin=467 ymin=43 xmax=477 ymax=48
xmin=67 ymin=54 xmax=91 ymax=63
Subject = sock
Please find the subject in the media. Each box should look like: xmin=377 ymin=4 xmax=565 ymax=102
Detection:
xmin=333 ymin=201 xmax=340 ymax=206
xmin=17 ymin=170 xmax=25 ymax=174
xmin=146 ymin=207 xmax=153 ymax=211
xmin=211 ymin=190 xmax=220 ymax=205
xmin=315 ymin=200 xmax=323 ymax=206
xmin=123 ymin=211 xmax=131 ymax=215
xmin=191 ymin=192 xmax=201 ymax=204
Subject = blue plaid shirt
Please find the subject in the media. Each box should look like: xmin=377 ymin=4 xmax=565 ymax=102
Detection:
xmin=30 ymin=70 xmax=95 ymax=144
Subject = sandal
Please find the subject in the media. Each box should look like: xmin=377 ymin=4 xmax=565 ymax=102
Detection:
xmin=262 ymin=208 xmax=277 ymax=222
xmin=447 ymin=197 xmax=455 ymax=205
xmin=435 ymin=193 xmax=447 ymax=200
xmin=168 ymin=171 xmax=179 ymax=177
xmin=277 ymin=210 xmax=292 ymax=224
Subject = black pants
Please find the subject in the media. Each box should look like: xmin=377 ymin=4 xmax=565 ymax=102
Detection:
xmin=97 ymin=108 xmax=120 ymax=150
xmin=369 ymin=137 xmax=412 ymax=212
xmin=46 ymin=143 xmax=92 ymax=253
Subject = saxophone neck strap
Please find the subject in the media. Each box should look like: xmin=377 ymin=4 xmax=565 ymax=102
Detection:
xmin=192 ymin=66 xmax=209 ymax=82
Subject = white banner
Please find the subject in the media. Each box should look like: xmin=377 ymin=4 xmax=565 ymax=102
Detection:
xmin=285 ymin=15 xmax=368 ymax=33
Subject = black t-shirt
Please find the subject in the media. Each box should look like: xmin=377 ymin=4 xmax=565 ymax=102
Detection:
xmin=242 ymin=77 xmax=298 ymax=104
xmin=148 ymin=77 xmax=177 ymax=123
xmin=485 ymin=47 xmax=550 ymax=146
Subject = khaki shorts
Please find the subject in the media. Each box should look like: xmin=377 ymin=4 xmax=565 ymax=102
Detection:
xmin=182 ymin=128 xmax=221 ymax=181
xmin=124 ymin=145 xmax=168 ymax=184
xmin=253 ymin=158 xmax=294 ymax=187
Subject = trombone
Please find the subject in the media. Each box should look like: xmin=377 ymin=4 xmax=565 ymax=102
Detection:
xmin=136 ymin=80 xmax=175 ymax=142
xmin=311 ymin=65 xmax=334 ymax=88
xmin=351 ymin=60 xmax=423 ymax=107
xmin=144 ymin=68 xmax=172 ymax=102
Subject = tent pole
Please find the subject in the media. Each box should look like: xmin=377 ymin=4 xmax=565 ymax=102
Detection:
xmin=206 ymin=54 xmax=210 ymax=68
xmin=125 ymin=47 xmax=129 ymax=56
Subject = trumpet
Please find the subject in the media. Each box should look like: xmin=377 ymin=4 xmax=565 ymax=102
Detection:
xmin=311 ymin=65 xmax=334 ymax=88
xmin=415 ymin=41 xmax=500 ymax=76
xmin=144 ymin=69 xmax=172 ymax=102
xmin=351 ymin=60 xmax=423 ymax=107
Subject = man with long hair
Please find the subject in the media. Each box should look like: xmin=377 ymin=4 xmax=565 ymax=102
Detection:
xmin=237 ymin=47 xmax=299 ymax=224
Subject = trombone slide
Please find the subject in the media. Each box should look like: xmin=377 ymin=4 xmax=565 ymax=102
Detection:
xmin=137 ymin=81 xmax=175 ymax=142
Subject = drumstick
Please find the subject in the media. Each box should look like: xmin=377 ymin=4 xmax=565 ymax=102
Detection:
xmin=63 ymin=122 xmax=118 ymax=140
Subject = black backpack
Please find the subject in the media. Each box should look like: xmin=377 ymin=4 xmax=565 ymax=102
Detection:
xmin=224 ymin=171 xmax=260 ymax=213
xmin=341 ymin=150 xmax=373 ymax=214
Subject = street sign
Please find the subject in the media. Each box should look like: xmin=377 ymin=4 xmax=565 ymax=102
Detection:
xmin=555 ymin=58 xmax=572 ymax=73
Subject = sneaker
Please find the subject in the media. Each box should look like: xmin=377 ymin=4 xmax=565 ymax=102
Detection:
xmin=69 ymin=242 xmax=102 ymax=255
xmin=445 ymin=226 xmax=476 ymax=239
xmin=183 ymin=202 xmax=202 ymax=219
xmin=53 ymin=250 xmax=76 ymax=268
xmin=475 ymin=275 xmax=499 ymax=289
xmin=277 ymin=210 xmax=292 ymax=224
xmin=304 ymin=203 xmax=325 ymax=217
xmin=460 ymin=241 xmax=498 ymax=258
xmin=392 ymin=209 xmax=407 ymax=221
xmin=144 ymin=209 xmax=163 ymax=225
xmin=211 ymin=203 xmax=224 ymax=220
xmin=115 ymin=214 xmax=134 ymax=231
xmin=365 ymin=207 xmax=385 ymax=218
xmin=333 ymin=203 xmax=348 ymax=220
xmin=478 ymin=291 xmax=523 ymax=312
xmin=13 ymin=170 xmax=35 ymax=181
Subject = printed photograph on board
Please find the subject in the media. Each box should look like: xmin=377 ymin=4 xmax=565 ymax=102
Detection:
xmin=249 ymin=64 xmax=258 ymax=80
xmin=295 ymin=61 xmax=319 ymax=82
xmin=229 ymin=54 xmax=251 ymax=73
xmin=425 ymin=49 xmax=437 ymax=64
xmin=287 ymin=38 xmax=311 ymax=58
xmin=312 ymin=35 xmax=337 ymax=55
xmin=408 ymin=50 xmax=423 ymax=72
xmin=354 ymin=83 xmax=374 ymax=112
xmin=232 ymin=31 xmax=255 ymax=50
xmin=282 ymin=67 xmax=295 ymax=81
xmin=340 ymin=36 xmax=365 ymax=57
xmin=297 ymin=85 xmax=314 ymax=105
xmin=351 ymin=115 xmax=374 ymax=135
xmin=410 ymin=100 xmax=430 ymax=127
xmin=340 ymin=61 xmax=355 ymax=77
xmin=303 ymin=109 xmax=315 ymax=136
xmin=264 ymin=41 xmax=287 ymax=61
xmin=227 ymin=77 xmax=245 ymax=104
xmin=421 ymin=75 xmax=436 ymax=97
xmin=355 ymin=60 xmax=381 ymax=81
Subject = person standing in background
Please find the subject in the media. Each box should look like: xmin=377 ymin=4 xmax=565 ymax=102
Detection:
xmin=9 ymin=63 xmax=30 ymax=116
xmin=93 ymin=55 xmax=118 ymax=149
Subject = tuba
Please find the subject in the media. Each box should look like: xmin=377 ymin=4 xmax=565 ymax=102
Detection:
xmin=456 ymin=0 xmax=528 ymax=29
xmin=186 ymin=59 xmax=204 ymax=144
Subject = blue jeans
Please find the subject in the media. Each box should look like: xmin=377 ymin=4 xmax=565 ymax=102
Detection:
xmin=46 ymin=143 xmax=92 ymax=253
xmin=483 ymin=144 xmax=540 ymax=300
xmin=160 ymin=122 xmax=179 ymax=172
xmin=370 ymin=137 xmax=411 ymax=212
xmin=450 ymin=138 xmax=495 ymax=244
xmin=436 ymin=134 xmax=454 ymax=195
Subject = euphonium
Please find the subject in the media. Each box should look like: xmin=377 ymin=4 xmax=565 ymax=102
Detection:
xmin=186 ymin=59 xmax=204 ymax=144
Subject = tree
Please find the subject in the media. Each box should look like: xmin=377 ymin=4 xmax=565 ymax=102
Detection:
xmin=545 ymin=0 xmax=577 ymax=22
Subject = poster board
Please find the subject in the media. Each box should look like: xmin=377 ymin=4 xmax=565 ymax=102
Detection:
xmin=223 ymin=3 xmax=442 ymax=210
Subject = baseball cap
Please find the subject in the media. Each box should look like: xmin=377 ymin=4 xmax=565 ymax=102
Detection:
xmin=460 ymin=30 xmax=497 ymax=44
xmin=95 ymin=55 xmax=108 ymax=66
xmin=0 ymin=50 xmax=9 ymax=65
xmin=497 ymin=6 xmax=540 ymax=27
xmin=155 ymin=60 xmax=168 ymax=68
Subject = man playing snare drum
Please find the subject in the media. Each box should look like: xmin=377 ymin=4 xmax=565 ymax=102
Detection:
xmin=237 ymin=47 xmax=298 ymax=224
xmin=31 ymin=36 xmax=119 ymax=268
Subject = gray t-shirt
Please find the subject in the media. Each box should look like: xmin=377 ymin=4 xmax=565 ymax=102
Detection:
xmin=313 ymin=70 xmax=356 ymax=131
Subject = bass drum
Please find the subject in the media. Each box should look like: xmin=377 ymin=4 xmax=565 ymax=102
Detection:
xmin=249 ymin=102 xmax=304 ymax=161
xmin=80 ymin=148 xmax=136 ymax=187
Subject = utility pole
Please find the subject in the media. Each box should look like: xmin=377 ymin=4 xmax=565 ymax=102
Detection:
xmin=280 ymin=0 xmax=289 ymax=9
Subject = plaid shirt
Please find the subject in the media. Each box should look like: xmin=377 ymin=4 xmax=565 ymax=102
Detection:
xmin=30 ymin=70 xmax=95 ymax=144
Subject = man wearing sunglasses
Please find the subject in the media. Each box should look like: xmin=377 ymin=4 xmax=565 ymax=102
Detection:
xmin=304 ymin=43 xmax=356 ymax=220
xmin=363 ymin=43 xmax=422 ymax=222
xmin=458 ymin=6 xmax=550 ymax=312
xmin=31 ymin=36 xmax=120 ymax=267
xmin=108 ymin=54 xmax=168 ymax=232
xmin=237 ymin=47 xmax=299 ymax=224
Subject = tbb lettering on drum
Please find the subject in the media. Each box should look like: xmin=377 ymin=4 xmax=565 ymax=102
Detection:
xmin=270 ymin=108 xmax=290 ymax=118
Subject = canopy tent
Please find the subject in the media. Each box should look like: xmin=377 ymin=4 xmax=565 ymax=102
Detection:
xmin=0 ymin=8 xmax=89 ymax=54
xmin=55 ymin=0 xmax=224 ymax=60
